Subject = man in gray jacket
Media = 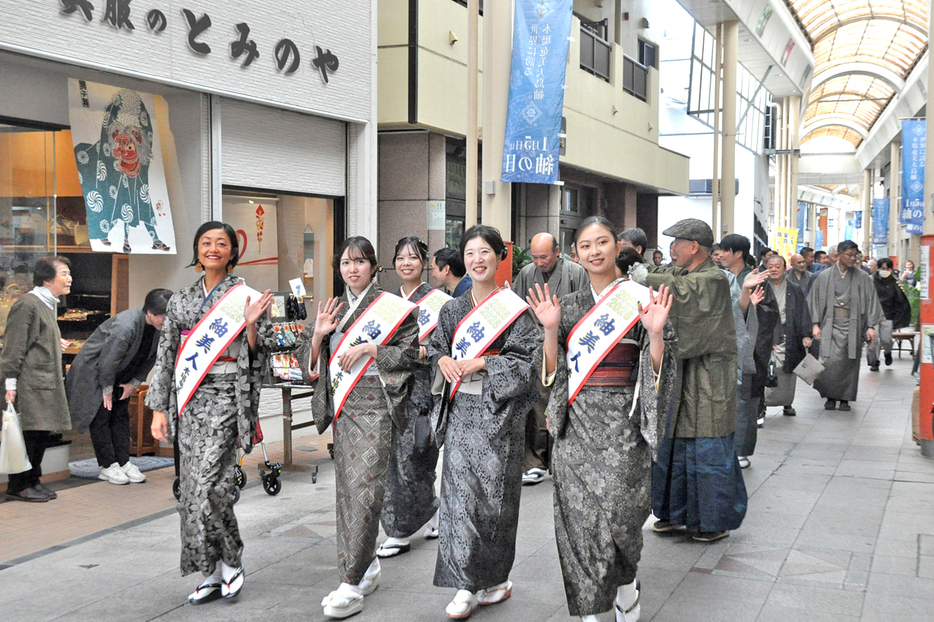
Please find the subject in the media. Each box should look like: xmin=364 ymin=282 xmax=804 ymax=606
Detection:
xmin=66 ymin=288 xmax=172 ymax=484
xmin=513 ymin=232 xmax=588 ymax=484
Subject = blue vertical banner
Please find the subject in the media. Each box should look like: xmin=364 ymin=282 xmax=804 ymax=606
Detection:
xmin=855 ymin=211 xmax=863 ymax=229
xmin=901 ymin=119 xmax=925 ymax=235
xmin=501 ymin=0 xmax=574 ymax=184
xmin=873 ymin=197 xmax=889 ymax=245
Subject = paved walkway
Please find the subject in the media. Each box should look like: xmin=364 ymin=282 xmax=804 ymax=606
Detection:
xmin=0 ymin=357 xmax=928 ymax=621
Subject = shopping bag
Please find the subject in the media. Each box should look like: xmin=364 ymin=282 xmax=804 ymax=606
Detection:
xmin=0 ymin=402 xmax=32 ymax=475
xmin=793 ymin=352 xmax=824 ymax=386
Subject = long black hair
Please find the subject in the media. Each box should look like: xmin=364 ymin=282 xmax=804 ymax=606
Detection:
xmin=460 ymin=225 xmax=507 ymax=261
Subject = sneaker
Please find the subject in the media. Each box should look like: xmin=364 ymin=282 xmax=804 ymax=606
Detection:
xmin=99 ymin=463 xmax=129 ymax=485
xmin=522 ymin=468 xmax=546 ymax=485
xmin=885 ymin=352 xmax=893 ymax=366
xmin=120 ymin=462 xmax=147 ymax=483
xmin=738 ymin=456 xmax=750 ymax=469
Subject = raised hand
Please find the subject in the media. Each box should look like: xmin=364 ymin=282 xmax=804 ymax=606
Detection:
xmin=749 ymin=285 xmax=765 ymax=306
xmin=244 ymin=289 xmax=274 ymax=326
xmin=526 ymin=283 xmax=561 ymax=331
xmin=314 ymin=297 xmax=344 ymax=338
xmin=638 ymin=284 xmax=672 ymax=336
xmin=742 ymin=268 xmax=770 ymax=291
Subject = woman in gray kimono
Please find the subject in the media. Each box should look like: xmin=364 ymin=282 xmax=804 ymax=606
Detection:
xmin=527 ymin=219 xmax=676 ymax=622
xmin=428 ymin=225 xmax=539 ymax=619
xmin=377 ymin=236 xmax=441 ymax=558
xmin=148 ymin=221 xmax=272 ymax=605
xmin=296 ymin=236 xmax=419 ymax=619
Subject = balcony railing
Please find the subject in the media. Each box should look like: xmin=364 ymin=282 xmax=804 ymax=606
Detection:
xmin=579 ymin=23 xmax=611 ymax=82
xmin=623 ymin=55 xmax=647 ymax=102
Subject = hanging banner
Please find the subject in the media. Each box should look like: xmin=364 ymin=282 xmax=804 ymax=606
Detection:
xmin=501 ymin=0 xmax=573 ymax=184
xmin=855 ymin=211 xmax=863 ymax=229
xmin=67 ymin=79 xmax=176 ymax=254
xmin=872 ymin=198 xmax=888 ymax=245
xmin=772 ymin=227 xmax=798 ymax=261
xmin=901 ymin=119 xmax=925 ymax=235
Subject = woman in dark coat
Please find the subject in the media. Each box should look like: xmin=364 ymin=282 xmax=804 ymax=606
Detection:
xmin=1 ymin=256 xmax=73 ymax=502
xmin=868 ymin=258 xmax=912 ymax=369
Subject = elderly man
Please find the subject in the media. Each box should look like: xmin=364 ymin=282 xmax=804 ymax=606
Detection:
xmin=647 ymin=219 xmax=746 ymax=542
xmin=808 ymin=241 xmax=883 ymax=411
xmin=764 ymin=255 xmax=811 ymax=417
xmin=513 ymin=232 xmax=588 ymax=484
xmin=787 ymin=253 xmax=814 ymax=296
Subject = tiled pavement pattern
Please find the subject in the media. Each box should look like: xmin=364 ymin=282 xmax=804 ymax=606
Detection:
xmin=0 ymin=357 xmax=929 ymax=621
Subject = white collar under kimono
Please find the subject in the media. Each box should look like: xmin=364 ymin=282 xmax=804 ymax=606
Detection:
xmin=30 ymin=286 xmax=58 ymax=310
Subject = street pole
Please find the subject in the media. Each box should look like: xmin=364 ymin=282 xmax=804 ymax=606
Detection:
xmin=466 ymin=0 xmax=479 ymax=228
xmin=481 ymin=0 xmax=513 ymax=239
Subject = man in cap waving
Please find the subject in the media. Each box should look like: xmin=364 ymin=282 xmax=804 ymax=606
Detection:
xmin=644 ymin=218 xmax=747 ymax=543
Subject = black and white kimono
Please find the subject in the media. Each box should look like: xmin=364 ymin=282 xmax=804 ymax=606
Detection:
xmin=146 ymin=274 xmax=270 ymax=577
xmin=381 ymin=282 xmax=440 ymax=538
xmin=295 ymin=283 xmax=419 ymax=585
xmin=545 ymin=285 xmax=677 ymax=617
xmin=427 ymin=291 xmax=539 ymax=592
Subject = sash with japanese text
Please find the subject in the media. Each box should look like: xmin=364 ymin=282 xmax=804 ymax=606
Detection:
xmin=566 ymin=280 xmax=651 ymax=405
xmin=175 ymin=283 xmax=260 ymax=416
xmin=414 ymin=289 xmax=453 ymax=341
xmin=449 ymin=288 xmax=529 ymax=397
xmin=329 ymin=293 xmax=417 ymax=418
xmin=501 ymin=0 xmax=573 ymax=184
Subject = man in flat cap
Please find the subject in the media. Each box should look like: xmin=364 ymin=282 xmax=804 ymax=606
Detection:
xmin=644 ymin=218 xmax=747 ymax=542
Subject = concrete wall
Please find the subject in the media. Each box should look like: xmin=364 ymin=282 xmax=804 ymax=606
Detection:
xmin=377 ymin=132 xmax=447 ymax=291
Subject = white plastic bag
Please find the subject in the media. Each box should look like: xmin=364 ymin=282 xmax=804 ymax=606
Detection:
xmin=0 ymin=401 xmax=32 ymax=474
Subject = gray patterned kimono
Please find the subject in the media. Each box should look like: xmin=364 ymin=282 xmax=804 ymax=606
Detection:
xmin=295 ymin=283 xmax=419 ymax=584
xmin=145 ymin=274 xmax=270 ymax=576
xmin=381 ymin=282 xmax=440 ymax=538
xmin=545 ymin=288 xmax=677 ymax=617
xmin=427 ymin=291 xmax=539 ymax=592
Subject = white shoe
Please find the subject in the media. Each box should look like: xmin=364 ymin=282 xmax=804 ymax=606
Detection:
xmin=446 ymin=589 xmax=478 ymax=619
xmin=322 ymin=583 xmax=364 ymax=619
xmin=738 ymin=456 xmax=750 ymax=469
xmin=522 ymin=468 xmax=546 ymax=485
xmin=99 ymin=463 xmax=129 ymax=485
xmin=120 ymin=461 xmax=147 ymax=483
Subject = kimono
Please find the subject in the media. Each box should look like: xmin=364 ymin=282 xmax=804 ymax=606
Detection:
xmin=427 ymin=291 xmax=539 ymax=592
xmin=295 ymin=283 xmax=419 ymax=585
xmin=381 ymin=282 xmax=441 ymax=538
xmin=545 ymin=285 xmax=677 ymax=617
xmin=146 ymin=274 xmax=270 ymax=576
xmin=645 ymin=259 xmax=747 ymax=533
xmin=808 ymin=266 xmax=883 ymax=402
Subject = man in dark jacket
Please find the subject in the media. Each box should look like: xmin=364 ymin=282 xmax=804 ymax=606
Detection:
xmin=867 ymin=258 xmax=912 ymax=370
xmin=65 ymin=288 xmax=172 ymax=485
xmin=764 ymin=255 xmax=812 ymax=416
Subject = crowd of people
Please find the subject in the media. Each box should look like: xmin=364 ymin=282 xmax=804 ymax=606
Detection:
xmin=0 ymin=217 xmax=917 ymax=621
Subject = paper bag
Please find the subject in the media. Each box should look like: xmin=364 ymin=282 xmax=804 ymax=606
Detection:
xmin=793 ymin=352 xmax=824 ymax=386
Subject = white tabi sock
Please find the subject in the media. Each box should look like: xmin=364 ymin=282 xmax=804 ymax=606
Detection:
xmin=617 ymin=580 xmax=638 ymax=610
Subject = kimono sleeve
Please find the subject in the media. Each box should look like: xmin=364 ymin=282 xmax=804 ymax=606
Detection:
xmin=637 ymin=321 xmax=678 ymax=459
xmin=544 ymin=323 xmax=571 ymax=439
xmin=145 ymin=298 xmax=181 ymax=414
xmin=376 ymin=313 xmax=420 ymax=430
xmin=482 ymin=310 xmax=539 ymax=405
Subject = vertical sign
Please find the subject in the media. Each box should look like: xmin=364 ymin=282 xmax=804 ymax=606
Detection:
xmin=772 ymin=227 xmax=798 ymax=261
xmin=855 ymin=211 xmax=863 ymax=229
xmin=502 ymin=0 xmax=574 ymax=184
xmin=901 ymin=119 xmax=925 ymax=235
xmin=872 ymin=198 xmax=889 ymax=245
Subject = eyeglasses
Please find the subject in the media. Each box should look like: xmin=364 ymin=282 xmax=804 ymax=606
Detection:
xmin=841 ymin=252 xmax=859 ymax=259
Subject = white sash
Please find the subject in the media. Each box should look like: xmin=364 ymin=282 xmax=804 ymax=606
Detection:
xmin=175 ymin=283 xmax=260 ymax=416
xmin=449 ymin=288 xmax=529 ymax=397
xmin=329 ymin=292 xmax=417 ymax=418
xmin=414 ymin=288 xmax=453 ymax=341
xmin=566 ymin=280 xmax=650 ymax=405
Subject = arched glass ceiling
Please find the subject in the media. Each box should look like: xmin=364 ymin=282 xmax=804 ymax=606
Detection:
xmin=784 ymin=0 xmax=929 ymax=148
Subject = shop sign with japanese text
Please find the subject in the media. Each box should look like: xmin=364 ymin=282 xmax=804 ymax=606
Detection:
xmin=901 ymin=120 xmax=925 ymax=235
xmin=0 ymin=0 xmax=370 ymax=122
xmin=501 ymin=0 xmax=573 ymax=185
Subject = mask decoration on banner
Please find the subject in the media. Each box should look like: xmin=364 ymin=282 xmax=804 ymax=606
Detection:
xmin=68 ymin=79 xmax=176 ymax=254
xmin=901 ymin=120 xmax=926 ymax=235
xmin=501 ymin=0 xmax=574 ymax=185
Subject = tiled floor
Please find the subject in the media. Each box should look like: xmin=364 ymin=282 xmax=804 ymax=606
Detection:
xmin=0 ymin=356 xmax=929 ymax=622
